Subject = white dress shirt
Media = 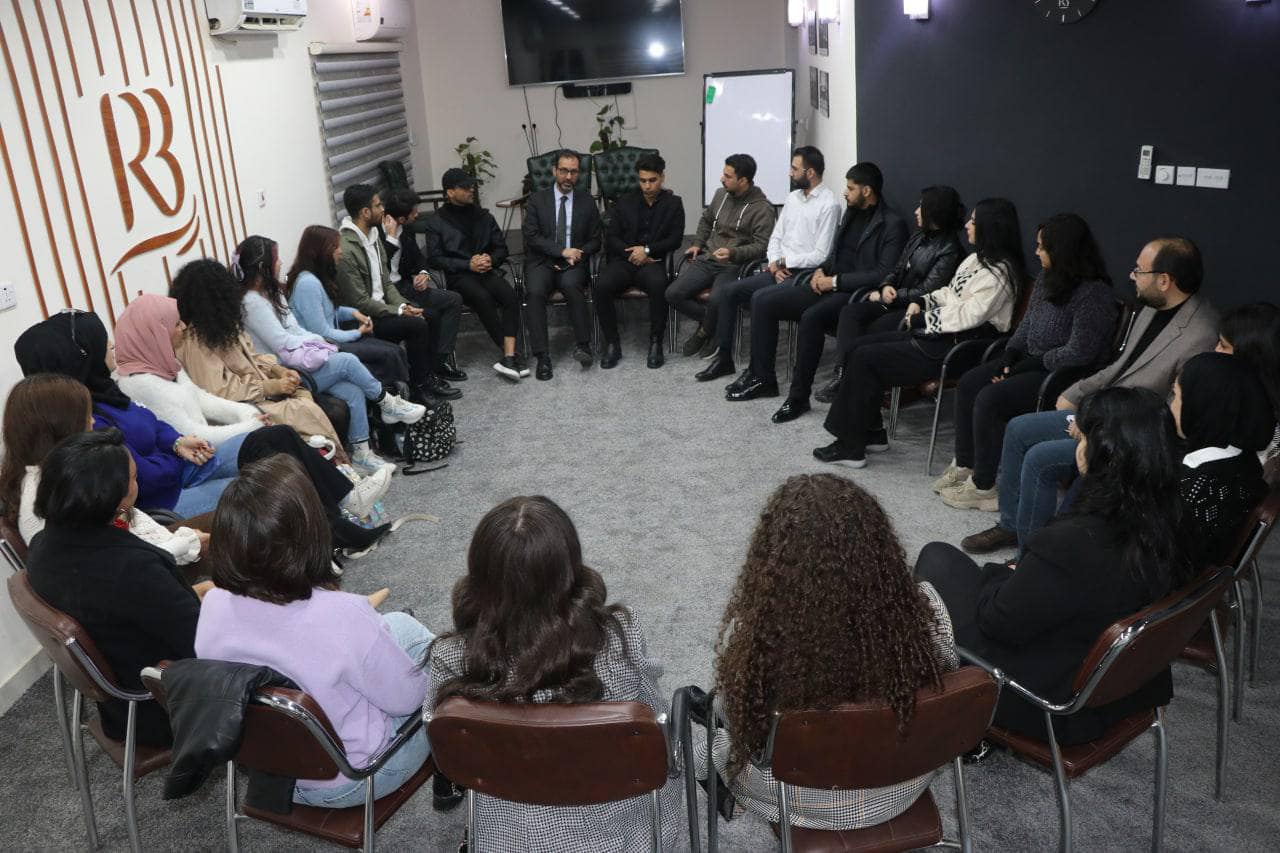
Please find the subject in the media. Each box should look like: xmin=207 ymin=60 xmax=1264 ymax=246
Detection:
xmin=765 ymin=182 xmax=842 ymax=268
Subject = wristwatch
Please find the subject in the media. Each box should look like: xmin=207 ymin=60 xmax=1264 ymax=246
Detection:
xmin=643 ymin=245 xmax=651 ymax=256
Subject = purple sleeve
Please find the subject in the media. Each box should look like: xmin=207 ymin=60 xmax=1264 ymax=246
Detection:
xmin=351 ymin=604 xmax=429 ymax=716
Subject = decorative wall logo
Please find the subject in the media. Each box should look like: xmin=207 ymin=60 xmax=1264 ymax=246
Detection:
xmin=0 ymin=0 xmax=246 ymax=324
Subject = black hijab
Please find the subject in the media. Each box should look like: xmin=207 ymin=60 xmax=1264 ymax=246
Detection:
xmin=1179 ymin=351 xmax=1276 ymax=453
xmin=14 ymin=311 xmax=132 ymax=410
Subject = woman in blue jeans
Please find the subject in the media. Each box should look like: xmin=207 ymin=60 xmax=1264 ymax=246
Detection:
xmin=235 ymin=235 xmax=426 ymax=473
xmin=196 ymin=453 xmax=433 ymax=807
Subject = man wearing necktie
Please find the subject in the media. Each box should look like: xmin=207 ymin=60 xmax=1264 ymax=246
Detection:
xmin=521 ymin=149 xmax=602 ymax=380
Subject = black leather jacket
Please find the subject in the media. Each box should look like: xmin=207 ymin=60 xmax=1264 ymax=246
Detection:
xmin=422 ymin=204 xmax=510 ymax=275
xmin=881 ymin=230 xmax=965 ymax=302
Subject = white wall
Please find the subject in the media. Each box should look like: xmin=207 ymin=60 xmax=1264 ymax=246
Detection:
xmin=793 ymin=1 xmax=857 ymax=183
xmin=413 ymin=0 xmax=790 ymax=229
xmin=0 ymin=0 xmax=430 ymax=712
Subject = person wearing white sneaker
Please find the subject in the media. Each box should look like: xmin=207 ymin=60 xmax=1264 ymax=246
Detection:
xmin=342 ymin=464 xmax=392 ymax=518
xmin=939 ymin=477 xmax=998 ymax=511
xmin=931 ymin=460 xmax=971 ymax=494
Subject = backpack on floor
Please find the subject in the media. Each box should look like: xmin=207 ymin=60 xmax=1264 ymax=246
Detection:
xmin=401 ymin=401 xmax=456 ymax=474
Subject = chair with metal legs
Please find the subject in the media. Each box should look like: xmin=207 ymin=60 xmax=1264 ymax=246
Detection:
xmin=961 ymin=563 xmax=1236 ymax=852
xmin=6 ymin=570 xmax=171 ymax=853
xmin=427 ymin=697 xmax=677 ymax=853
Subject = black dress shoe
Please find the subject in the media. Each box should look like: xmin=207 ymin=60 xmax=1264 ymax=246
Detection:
xmin=647 ymin=337 xmax=664 ymax=369
xmin=814 ymin=371 xmax=842 ymax=404
xmin=600 ymin=341 xmax=621 ymax=369
xmin=573 ymin=344 xmax=593 ymax=367
xmin=771 ymin=397 xmax=810 ymax=423
xmin=695 ymin=350 xmax=735 ymax=382
xmin=726 ymin=377 xmax=780 ymax=401
xmin=438 ymin=354 xmax=468 ymax=382
xmin=535 ymin=354 xmax=553 ymax=381
xmin=421 ymin=375 xmax=462 ymax=400
xmin=724 ymin=368 xmax=754 ymax=395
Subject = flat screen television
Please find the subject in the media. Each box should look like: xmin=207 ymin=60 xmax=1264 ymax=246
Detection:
xmin=501 ymin=0 xmax=686 ymax=87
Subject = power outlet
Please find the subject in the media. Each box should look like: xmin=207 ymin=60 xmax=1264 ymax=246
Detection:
xmin=255 ymin=190 xmax=266 ymax=208
xmin=0 ymin=280 xmax=15 ymax=311
xmin=1196 ymin=168 xmax=1230 ymax=190
xmin=1176 ymin=166 xmax=1197 ymax=187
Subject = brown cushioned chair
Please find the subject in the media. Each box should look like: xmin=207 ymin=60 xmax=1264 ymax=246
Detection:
xmin=427 ymin=697 xmax=675 ymax=853
xmin=961 ymin=563 xmax=1236 ymax=852
xmin=6 ymin=571 xmax=169 ymax=853
xmin=141 ymin=661 xmax=433 ymax=853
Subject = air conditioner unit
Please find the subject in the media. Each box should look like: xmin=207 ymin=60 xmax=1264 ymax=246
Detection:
xmin=353 ymin=0 xmax=409 ymax=42
xmin=206 ymin=0 xmax=308 ymax=36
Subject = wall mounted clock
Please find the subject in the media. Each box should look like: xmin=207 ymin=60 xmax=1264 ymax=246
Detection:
xmin=1035 ymin=0 xmax=1099 ymax=24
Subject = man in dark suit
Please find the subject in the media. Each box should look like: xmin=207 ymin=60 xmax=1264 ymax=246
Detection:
xmin=522 ymin=149 xmax=602 ymax=380
xmin=593 ymin=152 xmax=685 ymax=370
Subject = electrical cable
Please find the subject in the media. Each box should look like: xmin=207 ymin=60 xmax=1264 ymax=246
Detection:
xmin=554 ymin=84 xmax=564 ymax=148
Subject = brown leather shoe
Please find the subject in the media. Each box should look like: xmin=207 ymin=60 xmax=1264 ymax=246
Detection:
xmin=960 ymin=525 xmax=1018 ymax=554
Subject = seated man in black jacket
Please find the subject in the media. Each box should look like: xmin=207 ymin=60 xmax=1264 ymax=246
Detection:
xmin=421 ymin=170 xmax=525 ymax=380
xmin=380 ymin=188 xmax=467 ymax=383
xmin=594 ymin=153 xmax=685 ymax=369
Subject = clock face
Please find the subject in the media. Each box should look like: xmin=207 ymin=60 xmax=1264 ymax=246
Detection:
xmin=1035 ymin=0 xmax=1099 ymax=24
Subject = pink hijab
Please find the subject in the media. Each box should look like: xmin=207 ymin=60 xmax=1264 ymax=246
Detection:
xmin=113 ymin=294 xmax=183 ymax=381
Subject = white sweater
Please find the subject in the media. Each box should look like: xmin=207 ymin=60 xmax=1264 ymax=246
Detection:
xmin=20 ymin=468 xmax=202 ymax=565
xmin=115 ymin=368 xmax=263 ymax=445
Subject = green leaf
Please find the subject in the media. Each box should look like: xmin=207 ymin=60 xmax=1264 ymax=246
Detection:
xmin=596 ymin=105 xmax=610 ymax=115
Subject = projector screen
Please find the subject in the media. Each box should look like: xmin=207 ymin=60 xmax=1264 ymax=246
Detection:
xmin=501 ymin=0 xmax=686 ymax=87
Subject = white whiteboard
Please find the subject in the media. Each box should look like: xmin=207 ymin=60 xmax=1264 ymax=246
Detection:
xmin=702 ymin=69 xmax=794 ymax=206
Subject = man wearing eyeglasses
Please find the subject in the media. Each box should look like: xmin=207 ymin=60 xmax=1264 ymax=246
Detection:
xmin=960 ymin=236 xmax=1221 ymax=556
xmin=522 ymin=149 xmax=602 ymax=381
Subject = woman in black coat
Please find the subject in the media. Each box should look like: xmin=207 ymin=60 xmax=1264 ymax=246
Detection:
xmin=25 ymin=429 xmax=200 ymax=747
xmin=915 ymin=386 xmax=1196 ymax=744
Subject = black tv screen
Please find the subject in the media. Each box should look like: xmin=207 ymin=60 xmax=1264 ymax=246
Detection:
xmin=501 ymin=0 xmax=686 ymax=87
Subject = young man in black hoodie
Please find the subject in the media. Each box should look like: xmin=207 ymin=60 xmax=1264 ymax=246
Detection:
xmin=594 ymin=153 xmax=685 ymax=369
xmin=421 ymin=169 xmax=526 ymax=381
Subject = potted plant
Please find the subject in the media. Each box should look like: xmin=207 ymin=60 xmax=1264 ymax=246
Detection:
xmin=589 ymin=103 xmax=628 ymax=153
xmin=455 ymin=136 xmax=498 ymax=200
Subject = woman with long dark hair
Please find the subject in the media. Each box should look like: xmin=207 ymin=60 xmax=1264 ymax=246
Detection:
xmin=236 ymin=234 xmax=425 ymax=473
xmin=1216 ymin=302 xmax=1280 ymax=465
xmin=815 ymin=198 xmax=1027 ymax=468
xmin=936 ymin=213 xmax=1117 ymax=508
xmin=916 ymin=386 xmax=1196 ymax=743
xmin=703 ymin=474 xmax=955 ymax=830
xmin=424 ymin=496 xmax=679 ymax=851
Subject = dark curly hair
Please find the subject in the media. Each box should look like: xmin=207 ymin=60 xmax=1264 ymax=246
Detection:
xmin=432 ymin=496 xmax=628 ymax=705
xmin=170 ymin=258 xmax=245 ymax=352
xmin=713 ymin=474 xmax=946 ymax=777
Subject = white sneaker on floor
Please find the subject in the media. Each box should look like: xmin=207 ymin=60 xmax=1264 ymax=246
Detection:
xmin=351 ymin=444 xmax=396 ymax=477
xmin=940 ymin=477 xmax=998 ymax=511
xmin=931 ymin=460 xmax=972 ymax=494
xmin=341 ymin=466 xmax=391 ymax=518
xmin=379 ymin=393 xmax=426 ymax=425
xmin=306 ymin=434 xmax=337 ymax=460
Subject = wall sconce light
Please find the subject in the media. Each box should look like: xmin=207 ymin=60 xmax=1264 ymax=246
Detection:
xmin=904 ymin=0 xmax=929 ymax=20
xmin=817 ymin=0 xmax=839 ymax=23
xmin=787 ymin=0 xmax=805 ymax=27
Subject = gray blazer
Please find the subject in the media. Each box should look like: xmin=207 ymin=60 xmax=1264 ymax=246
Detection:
xmin=1062 ymin=293 xmax=1219 ymax=406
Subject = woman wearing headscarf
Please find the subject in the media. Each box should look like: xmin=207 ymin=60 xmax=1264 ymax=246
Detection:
xmin=1171 ymin=352 xmax=1275 ymax=566
xmin=14 ymin=311 xmax=242 ymax=518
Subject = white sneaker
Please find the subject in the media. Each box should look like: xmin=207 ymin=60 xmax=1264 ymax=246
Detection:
xmin=940 ymin=477 xmax=999 ymax=512
xmin=379 ymin=393 xmax=426 ymax=425
xmin=351 ymin=444 xmax=396 ymax=477
xmin=341 ymin=466 xmax=391 ymax=518
xmin=305 ymin=434 xmax=337 ymax=460
xmin=493 ymin=356 xmax=522 ymax=381
xmin=931 ymin=460 xmax=972 ymax=494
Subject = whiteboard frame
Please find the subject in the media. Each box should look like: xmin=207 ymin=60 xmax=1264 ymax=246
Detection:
xmin=701 ymin=68 xmax=795 ymax=207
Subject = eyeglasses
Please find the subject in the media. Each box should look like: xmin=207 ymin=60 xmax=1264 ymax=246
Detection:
xmin=555 ymin=167 xmax=580 ymax=176
xmin=1131 ymin=267 xmax=1165 ymax=277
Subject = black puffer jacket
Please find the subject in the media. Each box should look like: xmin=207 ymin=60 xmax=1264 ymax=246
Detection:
xmin=422 ymin=204 xmax=510 ymax=275
xmin=881 ymin=230 xmax=965 ymax=302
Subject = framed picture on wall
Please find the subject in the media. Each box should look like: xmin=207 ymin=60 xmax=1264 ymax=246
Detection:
xmin=810 ymin=67 xmax=819 ymax=109
xmin=818 ymin=21 xmax=829 ymax=56
xmin=807 ymin=13 xmax=817 ymax=54
xmin=819 ymin=70 xmax=830 ymax=117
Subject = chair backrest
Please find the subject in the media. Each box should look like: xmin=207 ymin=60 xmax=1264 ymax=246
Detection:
xmin=765 ymin=666 xmax=998 ymax=790
xmin=0 ymin=514 xmax=28 ymax=568
xmin=1225 ymin=481 xmax=1280 ymax=575
xmin=527 ymin=150 xmax=593 ymax=194
xmin=1072 ymin=564 xmax=1235 ymax=707
xmin=377 ymin=159 xmax=412 ymax=193
xmin=594 ymin=146 xmax=660 ymax=202
xmin=5 ymin=570 xmax=121 ymax=702
xmin=427 ymin=697 xmax=668 ymax=806
xmin=1108 ymin=300 xmax=1141 ymax=362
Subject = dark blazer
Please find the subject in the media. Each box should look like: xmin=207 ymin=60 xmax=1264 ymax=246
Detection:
xmin=422 ymin=205 xmax=510 ymax=275
xmin=604 ymin=189 xmax=685 ymax=263
xmin=522 ymin=187 xmax=601 ymax=267
xmin=27 ymin=522 xmax=200 ymax=746
xmin=819 ymin=203 xmax=909 ymax=296
xmin=972 ymin=514 xmax=1174 ymax=744
xmin=881 ymin=230 xmax=965 ymax=303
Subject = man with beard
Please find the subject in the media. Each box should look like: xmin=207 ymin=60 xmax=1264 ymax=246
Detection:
xmin=695 ymin=147 xmax=841 ymax=388
xmin=959 ymin=236 xmax=1220 ymax=555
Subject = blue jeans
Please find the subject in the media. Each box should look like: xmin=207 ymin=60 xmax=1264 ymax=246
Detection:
xmin=293 ymin=612 xmax=435 ymax=809
xmin=172 ymin=431 xmax=248 ymax=518
xmin=996 ymin=411 xmax=1078 ymax=550
xmin=309 ymin=352 xmax=384 ymax=444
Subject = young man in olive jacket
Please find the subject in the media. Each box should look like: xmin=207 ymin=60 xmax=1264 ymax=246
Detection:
xmin=594 ymin=153 xmax=685 ymax=369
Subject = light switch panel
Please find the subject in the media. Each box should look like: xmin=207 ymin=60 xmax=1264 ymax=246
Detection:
xmin=1195 ymin=168 xmax=1230 ymax=190
xmin=1176 ymin=166 xmax=1197 ymax=187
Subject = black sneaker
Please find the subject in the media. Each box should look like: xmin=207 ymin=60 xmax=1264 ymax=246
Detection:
xmin=681 ymin=327 xmax=709 ymax=357
xmin=513 ymin=355 xmax=531 ymax=378
xmin=867 ymin=429 xmax=890 ymax=452
xmin=812 ymin=440 xmax=867 ymax=468
xmin=493 ymin=355 xmax=521 ymax=382
xmin=433 ymin=773 xmax=466 ymax=811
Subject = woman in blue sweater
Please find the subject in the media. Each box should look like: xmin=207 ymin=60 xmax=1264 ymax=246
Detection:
xmin=935 ymin=213 xmax=1117 ymax=510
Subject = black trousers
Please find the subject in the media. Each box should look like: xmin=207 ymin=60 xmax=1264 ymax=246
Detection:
xmin=339 ymin=336 xmax=410 ymax=387
xmin=447 ymin=270 xmax=519 ymax=349
xmin=822 ymin=330 xmax=956 ymax=453
xmin=835 ymin=300 xmax=908 ymax=359
xmin=523 ymin=262 xmax=592 ymax=355
xmin=594 ymin=259 xmax=669 ymax=342
xmin=372 ymin=314 xmax=436 ymax=387
xmin=394 ymin=281 xmax=462 ymax=355
xmin=745 ymin=284 xmax=847 ymax=397
xmin=953 ymin=361 xmax=1047 ymax=489
xmin=714 ymin=270 xmax=788 ymax=352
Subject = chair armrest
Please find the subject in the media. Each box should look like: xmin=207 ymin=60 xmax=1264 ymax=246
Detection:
xmin=982 ymin=336 xmax=1010 ymax=362
xmin=349 ymin=713 xmax=426 ymax=779
xmin=1036 ymin=366 xmax=1093 ymax=412
xmin=957 ymin=646 xmax=1067 ymax=714
xmin=68 ymin=643 xmax=152 ymax=703
xmin=737 ymin=258 xmax=767 ymax=279
xmin=495 ymin=196 xmax=529 ymax=209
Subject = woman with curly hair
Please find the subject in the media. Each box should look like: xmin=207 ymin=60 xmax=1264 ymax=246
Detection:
xmin=704 ymin=474 xmax=956 ymax=831
xmin=423 ymin=496 xmax=680 ymax=851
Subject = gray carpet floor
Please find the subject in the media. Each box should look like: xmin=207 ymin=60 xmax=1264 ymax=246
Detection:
xmin=1 ymin=319 xmax=1278 ymax=852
